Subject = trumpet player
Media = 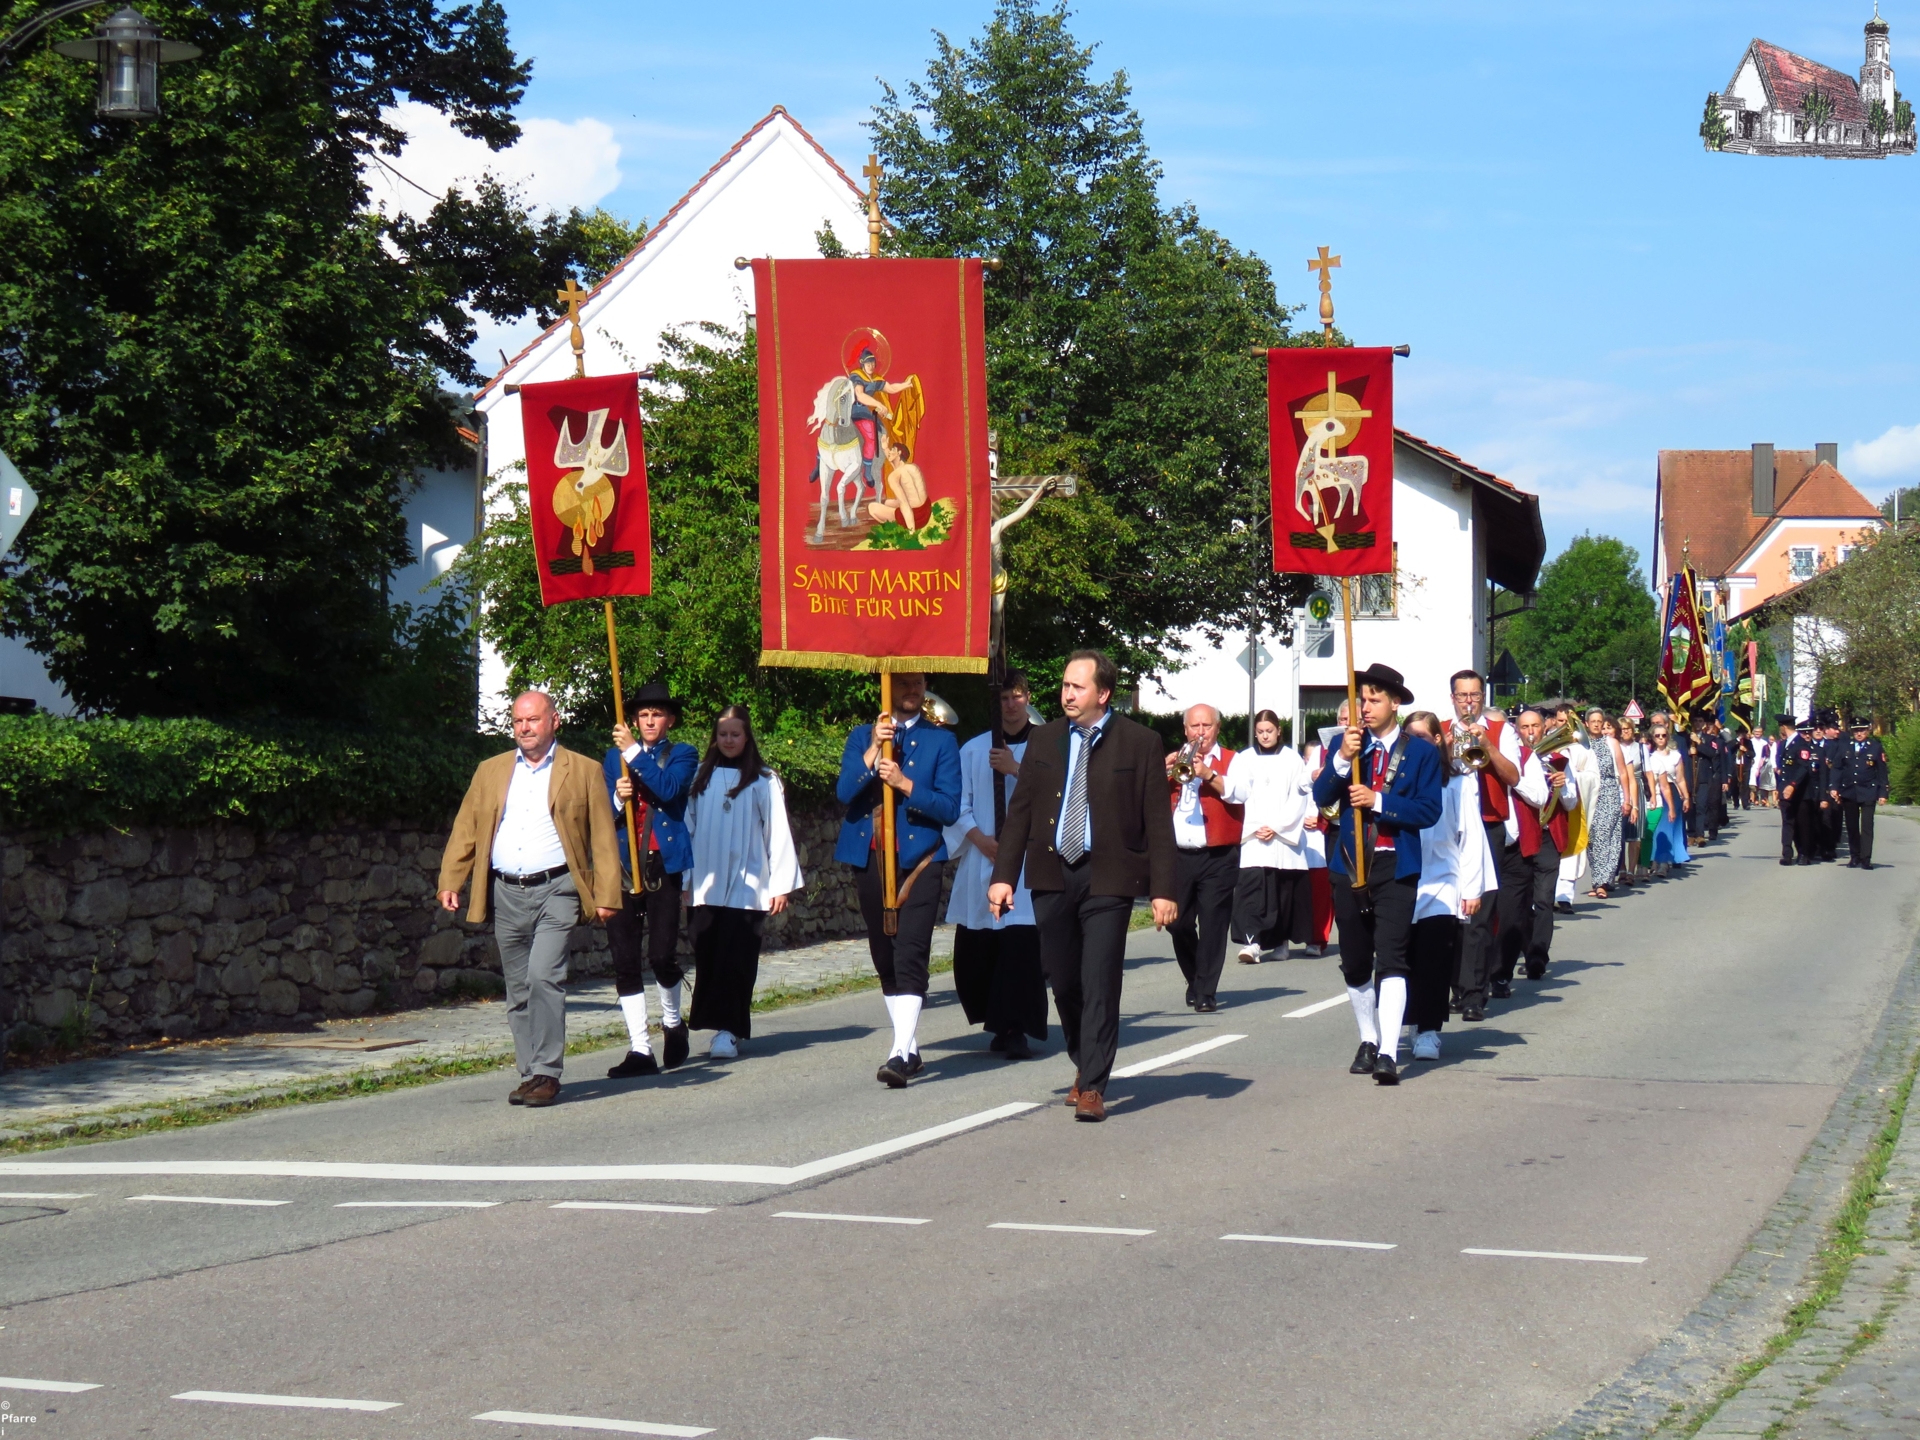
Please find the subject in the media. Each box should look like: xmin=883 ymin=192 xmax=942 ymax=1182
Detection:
xmin=1505 ymin=706 xmax=1583 ymax=986
xmin=1165 ymin=704 xmax=1243 ymax=1013
xmin=1441 ymin=670 xmax=1525 ymax=1021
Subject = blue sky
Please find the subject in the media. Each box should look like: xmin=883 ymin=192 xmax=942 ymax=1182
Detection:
xmin=440 ymin=0 xmax=1920 ymax=568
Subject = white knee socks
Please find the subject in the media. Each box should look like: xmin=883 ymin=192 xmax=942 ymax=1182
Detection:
xmin=1347 ymin=985 xmax=1378 ymax=1047
xmin=884 ymin=993 xmax=923 ymax=1058
xmin=618 ymin=993 xmax=652 ymax=1055
xmin=1376 ymin=975 xmax=1407 ymax=1062
xmin=657 ymin=980 xmax=683 ymax=1030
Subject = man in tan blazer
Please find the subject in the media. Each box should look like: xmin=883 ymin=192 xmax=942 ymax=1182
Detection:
xmin=439 ymin=691 xmax=621 ymax=1106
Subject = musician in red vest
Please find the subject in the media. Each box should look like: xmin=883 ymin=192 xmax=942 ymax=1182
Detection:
xmin=1509 ymin=705 xmax=1582 ymax=984
xmin=1164 ymin=704 xmax=1244 ymax=1012
xmin=1440 ymin=669 xmax=1526 ymax=1021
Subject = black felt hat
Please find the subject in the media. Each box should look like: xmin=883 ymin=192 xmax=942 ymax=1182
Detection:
xmin=1774 ymin=713 xmax=1795 ymax=727
xmin=627 ymin=681 xmax=684 ymax=715
xmin=1351 ymin=663 xmax=1414 ymax=705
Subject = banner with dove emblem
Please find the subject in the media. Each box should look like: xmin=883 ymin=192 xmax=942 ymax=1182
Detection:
xmin=518 ymin=372 xmax=652 ymax=605
xmin=1266 ymin=346 xmax=1395 ymax=578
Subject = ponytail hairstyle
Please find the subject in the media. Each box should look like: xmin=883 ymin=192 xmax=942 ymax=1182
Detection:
xmin=691 ymin=705 xmax=772 ymax=800
xmin=1251 ymin=709 xmax=1285 ymax=755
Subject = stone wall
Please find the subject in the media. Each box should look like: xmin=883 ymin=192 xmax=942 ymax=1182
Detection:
xmin=0 ymin=806 xmax=950 ymax=1043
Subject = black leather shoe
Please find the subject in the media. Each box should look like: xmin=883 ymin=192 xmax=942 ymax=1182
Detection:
xmin=876 ymin=1054 xmax=910 ymax=1088
xmin=1350 ymin=1041 xmax=1379 ymax=1075
xmin=1780 ymin=857 xmax=1795 ymax=866
xmin=1525 ymin=963 xmax=1546 ymax=981
xmin=1373 ymin=1053 xmax=1400 ymax=1086
xmin=1195 ymin=998 xmax=1218 ymax=1013
xmin=1491 ymin=980 xmax=1512 ymax=1000
xmin=607 ymin=1050 xmax=659 ymax=1079
xmin=1001 ymin=1032 xmax=1034 ymax=1060
xmin=662 ymin=1023 xmax=690 ymax=1069
xmin=989 ymin=1031 xmax=1009 ymax=1053
xmin=1798 ymin=858 xmax=1815 ymax=866
xmin=904 ymin=1051 xmax=925 ymax=1077
xmin=1461 ymin=1005 xmax=1486 ymax=1022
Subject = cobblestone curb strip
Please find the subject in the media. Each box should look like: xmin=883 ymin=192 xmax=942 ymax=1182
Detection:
xmin=1538 ymin=920 xmax=1920 ymax=1440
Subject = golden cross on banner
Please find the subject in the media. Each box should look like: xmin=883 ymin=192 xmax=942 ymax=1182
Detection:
xmin=863 ymin=154 xmax=884 ymax=258
xmin=558 ymin=277 xmax=588 ymax=378
xmin=1293 ymin=370 xmax=1371 ymax=545
xmin=1308 ymin=246 xmax=1340 ymax=337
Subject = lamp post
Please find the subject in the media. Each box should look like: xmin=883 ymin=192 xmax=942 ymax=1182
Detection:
xmin=1 ymin=4 xmax=199 ymax=120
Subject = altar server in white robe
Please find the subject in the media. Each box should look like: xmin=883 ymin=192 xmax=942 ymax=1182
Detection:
xmin=1224 ymin=709 xmax=1314 ymax=963
xmin=945 ymin=673 xmax=1049 ymax=1059
xmin=680 ymin=706 xmax=803 ymax=1060
xmin=1402 ymin=712 xmax=1499 ymax=1062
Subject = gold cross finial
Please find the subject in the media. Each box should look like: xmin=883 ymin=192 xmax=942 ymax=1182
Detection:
xmin=863 ymin=154 xmax=885 ymax=258
xmin=1308 ymin=246 xmax=1341 ymax=338
xmin=558 ymin=277 xmax=588 ymax=377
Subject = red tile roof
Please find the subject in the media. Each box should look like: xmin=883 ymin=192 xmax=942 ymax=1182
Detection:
xmin=1658 ymin=450 xmax=1883 ymax=579
xmin=1748 ymin=40 xmax=1870 ymax=125
xmin=1775 ymin=460 xmax=1884 ymax=519
xmin=1392 ymin=428 xmax=1520 ymax=492
xmin=476 ymin=107 xmax=863 ymax=401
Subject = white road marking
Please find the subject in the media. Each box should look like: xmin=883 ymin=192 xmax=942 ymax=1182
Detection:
xmin=127 ymin=1194 xmax=290 ymax=1207
xmin=5 ymin=1100 xmax=1042 ymax=1186
xmin=989 ymin=1222 xmax=1154 ymax=1237
xmin=172 ymin=1390 xmax=399 ymax=1411
xmin=552 ymin=1201 xmax=715 ymax=1214
xmin=1462 ymin=1247 xmax=1647 ymax=1265
xmin=474 ymin=1409 xmax=712 ymax=1436
xmin=0 ymin=1191 xmax=91 ymax=1200
xmin=1222 ymin=1232 xmax=1396 ymax=1251
xmin=1111 ymin=1033 xmax=1246 ymax=1078
xmin=1282 ymin=994 xmax=1348 ymax=1018
xmin=773 ymin=1210 xmax=931 ymax=1226
xmin=335 ymin=1200 xmax=500 ymax=1209
xmin=0 ymin=1377 xmax=102 ymax=1393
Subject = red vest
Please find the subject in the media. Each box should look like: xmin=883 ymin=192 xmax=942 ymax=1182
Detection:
xmin=1512 ymin=744 xmax=1571 ymax=857
xmin=1443 ymin=716 xmax=1512 ymax=824
xmin=1168 ymin=746 xmax=1245 ymax=846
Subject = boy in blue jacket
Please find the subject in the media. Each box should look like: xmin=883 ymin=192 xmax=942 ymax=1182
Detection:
xmin=1312 ymin=663 xmax=1444 ymax=1086
xmin=836 ymin=671 xmax=962 ymax=1087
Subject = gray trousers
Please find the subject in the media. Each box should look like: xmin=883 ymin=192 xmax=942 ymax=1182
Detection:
xmin=493 ymin=873 xmax=579 ymax=1079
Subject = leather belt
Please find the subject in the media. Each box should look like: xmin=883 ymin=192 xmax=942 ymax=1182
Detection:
xmin=490 ymin=864 xmax=569 ymax=888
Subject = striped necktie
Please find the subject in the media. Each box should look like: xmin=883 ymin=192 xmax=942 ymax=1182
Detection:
xmin=1059 ymin=724 xmax=1097 ymax=863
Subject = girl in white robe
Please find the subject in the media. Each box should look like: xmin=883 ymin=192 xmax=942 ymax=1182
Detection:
xmin=683 ymin=706 xmax=804 ymax=1059
xmin=1224 ymin=710 xmax=1314 ymax=962
xmin=1403 ymin=712 xmax=1498 ymax=1062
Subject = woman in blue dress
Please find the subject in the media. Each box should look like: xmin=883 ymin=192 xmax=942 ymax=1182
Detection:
xmin=1643 ymin=718 xmax=1691 ymax=876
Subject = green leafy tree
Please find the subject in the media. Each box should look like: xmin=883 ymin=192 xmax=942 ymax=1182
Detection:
xmin=1702 ymin=94 xmax=1730 ymax=150
xmin=1509 ymin=534 xmax=1659 ymax=713
xmin=1898 ymin=91 xmax=1914 ymax=136
xmin=1870 ymin=98 xmax=1891 ymax=141
xmin=868 ymin=0 xmax=1319 ymax=687
xmin=1801 ymin=84 xmax=1836 ymax=140
xmin=0 ymin=0 xmax=619 ymax=720
xmin=1794 ymin=527 xmax=1920 ymax=721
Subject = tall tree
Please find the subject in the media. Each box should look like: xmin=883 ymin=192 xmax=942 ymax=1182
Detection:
xmin=1795 ymin=527 xmax=1920 ymax=720
xmin=1509 ymin=534 xmax=1659 ymax=712
xmin=868 ymin=0 xmax=1317 ymax=686
xmin=0 ymin=0 xmax=614 ymax=719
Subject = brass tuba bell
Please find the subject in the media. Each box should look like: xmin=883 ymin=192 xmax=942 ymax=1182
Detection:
xmin=1532 ymin=720 xmax=1579 ymax=822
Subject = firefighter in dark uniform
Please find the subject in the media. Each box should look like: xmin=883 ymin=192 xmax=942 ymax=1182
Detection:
xmin=1817 ymin=710 xmax=1846 ymax=862
xmin=1839 ymin=718 xmax=1889 ymax=869
xmin=1777 ymin=714 xmax=1820 ymax=866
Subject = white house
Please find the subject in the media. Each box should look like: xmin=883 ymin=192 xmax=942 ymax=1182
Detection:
xmin=1147 ymin=429 xmax=1544 ymax=737
xmin=1708 ymin=10 xmax=1916 ymax=158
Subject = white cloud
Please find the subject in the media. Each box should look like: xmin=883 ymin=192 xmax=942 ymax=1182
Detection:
xmin=363 ymin=99 xmax=622 ymax=221
xmin=1843 ymin=423 xmax=1920 ymax=483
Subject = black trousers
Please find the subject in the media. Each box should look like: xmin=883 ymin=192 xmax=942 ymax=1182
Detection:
xmin=1232 ymin=866 xmax=1312 ymax=949
xmin=1032 ymin=858 xmax=1133 ymax=1094
xmin=605 ymin=853 xmax=684 ymax=995
xmin=1782 ymin=793 xmax=1817 ymax=861
xmin=854 ymin=851 xmax=945 ymax=997
xmin=1821 ymin=799 xmax=1843 ymax=860
xmin=1411 ymin=915 xmax=1460 ymax=1033
xmin=1497 ymin=834 xmax=1559 ymax=981
xmin=1457 ymin=820 xmax=1510 ymax=1008
xmin=1171 ymin=843 xmax=1239 ymax=1006
xmin=952 ymin=924 xmax=1049 ymax=1040
xmin=687 ymin=905 xmax=765 ymax=1038
xmin=1492 ymin=829 xmax=1536 ymax=986
xmin=1844 ymin=801 xmax=1878 ymax=866
xmin=1330 ymin=849 xmax=1417 ymax=985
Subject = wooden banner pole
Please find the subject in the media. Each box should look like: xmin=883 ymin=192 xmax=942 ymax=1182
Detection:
xmin=880 ymin=670 xmax=899 ymax=932
xmin=605 ymin=600 xmax=644 ymax=897
xmin=1339 ymin=574 xmax=1367 ymax=890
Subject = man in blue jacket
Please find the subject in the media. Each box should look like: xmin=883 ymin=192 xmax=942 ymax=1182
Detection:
xmin=837 ymin=670 xmax=963 ymax=1087
xmin=604 ymin=682 xmax=699 ymax=1077
xmin=1312 ymin=662 xmax=1444 ymax=1086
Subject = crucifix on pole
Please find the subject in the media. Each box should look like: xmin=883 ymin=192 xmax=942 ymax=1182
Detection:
xmin=1308 ymin=246 xmax=1340 ymax=339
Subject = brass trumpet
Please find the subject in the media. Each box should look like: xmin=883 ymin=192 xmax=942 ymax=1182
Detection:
xmin=1170 ymin=742 xmax=1199 ymax=784
xmin=1448 ymin=714 xmax=1492 ymax=773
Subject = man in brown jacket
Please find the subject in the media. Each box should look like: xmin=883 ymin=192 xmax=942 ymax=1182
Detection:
xmin=438 ymin=691 xmax=622 ymax=1106
xmin=989 ymin=650 xmax=1178 ymax=1122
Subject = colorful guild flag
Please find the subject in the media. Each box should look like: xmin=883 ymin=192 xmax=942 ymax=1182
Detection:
xmin=1658 ymin=565 xmax=1715 ymax=719
xmin=517 ymin=373 xmax=652 ymax=605
xmin=1267 ymin=346 xmax=1396 ymax=577
xmin=752 ymin=257 xmax=990 ymax=672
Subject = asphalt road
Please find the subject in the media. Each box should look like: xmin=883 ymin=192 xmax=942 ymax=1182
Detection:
xmin=2 ymin=809 xmax=1916 ymax=1440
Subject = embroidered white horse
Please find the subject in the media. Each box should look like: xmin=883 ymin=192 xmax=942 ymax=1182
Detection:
xmin=1294 ymin=414 xmax=1368 ymax=529
xmin=807 ymin=376 xmax=869 ymax=541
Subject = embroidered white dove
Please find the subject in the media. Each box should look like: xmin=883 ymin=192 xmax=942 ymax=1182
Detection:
xmin=552 ymin=408 xmax=630 ymax=575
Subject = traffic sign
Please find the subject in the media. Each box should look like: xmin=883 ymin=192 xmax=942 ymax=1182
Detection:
xmin=1236 ymin=641 xmax=1275 ymax=677
xmin=1 ymin=450 xmax=36 ymax=558
xmin=1306 ymin=591 xmax=1334 ymax=624
xmin=1623 ymin=699 xmax=1644 ymax=721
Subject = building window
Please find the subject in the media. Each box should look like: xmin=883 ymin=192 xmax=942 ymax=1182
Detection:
xmin=1838 ymin=544 xmax=1858 ymax=565
xmin=1789 ymin=545 xmax=1818 ymax=581
xmin=1354 ymin=543 xmax=1399 ymax=616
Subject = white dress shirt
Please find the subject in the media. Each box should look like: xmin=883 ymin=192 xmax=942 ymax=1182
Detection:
xmin=945 ymin=731 xmax=1034 ymax=929
xmin=491 ymin=743 xmax=569 ymax=876
xmin=1173 ymin=744 xmax=1225 ymax=849
xmin=1416 ymin=772 xmax=1500 ymax=921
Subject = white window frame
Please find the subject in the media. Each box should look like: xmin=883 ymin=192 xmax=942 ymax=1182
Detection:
xmin=1788 ymin=545 xmax=1818 ymax=581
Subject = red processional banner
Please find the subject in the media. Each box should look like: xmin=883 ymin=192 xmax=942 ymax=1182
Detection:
xmin=753 ymin=257 xmax=990 ymax=673
xmin=1267 ymin=346 xmax=1395 ymax=577
xmin=518 ymin=373 xmax=652 ymax=606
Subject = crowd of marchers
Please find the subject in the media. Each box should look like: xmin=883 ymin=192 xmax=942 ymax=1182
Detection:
xmin=427 ymin=655 xmax=1889 ymax=1116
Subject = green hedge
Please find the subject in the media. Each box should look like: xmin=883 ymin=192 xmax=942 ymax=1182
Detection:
xmin=0 ymin=714 xmax=859 ymax=837
xmin=1890 ymin=714 xmax=1920 ymax=805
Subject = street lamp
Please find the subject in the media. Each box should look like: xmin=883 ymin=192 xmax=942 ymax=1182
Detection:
xmin=0 ymin=4 xmax=199 ymax=120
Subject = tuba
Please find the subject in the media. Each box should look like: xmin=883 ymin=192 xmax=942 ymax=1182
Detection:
xmin=1532 ymin=720 xmax=1578 ymax=822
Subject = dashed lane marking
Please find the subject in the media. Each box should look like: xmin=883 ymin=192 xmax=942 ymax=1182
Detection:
xmin=473 ymin=1409 xmax=712 ymax=1436
xmin=173 ymin=1390 xmax=399 ymax=1411
xmin=335 ymin=1200 xmax=500 ymax=1209
xmin=552 ymin=1201 xmax=715 ymax=1214
xmin=0 ymin=1378 xmax=102 ymax=1393
xmin=1110 ymin=1033 xmax=1246 ymax=1078
xmin=127 ymin=1195 xmax=290 ymax=1207
xmin=1282 ymin=994 xmax=1348 ymax=1019
xmin=773 ymin=1210 xmax=931 ymax=1226
xmin=989 ymin=1222 xmax=1154 ymax=1237
xmin=1463 ymin=1247 xmax=1647 ymax=1264
xmin=1222 ymin=1232 xmax=1396 ymax=1251
xmin=0 ymin=1191 xmax=91 ymax=1200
